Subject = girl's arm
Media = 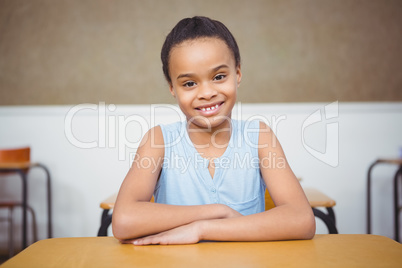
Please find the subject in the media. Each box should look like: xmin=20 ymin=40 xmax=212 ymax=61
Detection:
xmin=112 ymin=126 xmax=241 ymax=241
xmin=131 ymin=122 xmax=315 ymax=245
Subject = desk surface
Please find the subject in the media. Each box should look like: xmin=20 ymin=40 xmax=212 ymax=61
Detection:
xmin=2 ymin=235 xmax=402 ymax=268
xmin=377 ymin=158 xmax=402 ymax=165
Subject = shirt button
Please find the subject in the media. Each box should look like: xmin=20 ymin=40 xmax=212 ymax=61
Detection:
xmin=211 ymin=188 xmax=216 ymax=193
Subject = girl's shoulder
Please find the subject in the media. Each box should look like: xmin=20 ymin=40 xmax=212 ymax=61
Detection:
xmin=139 ymin=125 xmax=164 ymax=149
xmin=155 ymin=121 xmax=187 ymax=148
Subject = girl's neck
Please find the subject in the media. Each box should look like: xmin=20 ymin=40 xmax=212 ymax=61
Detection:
xmin=186 ymin=119 xmax=232 ymax=152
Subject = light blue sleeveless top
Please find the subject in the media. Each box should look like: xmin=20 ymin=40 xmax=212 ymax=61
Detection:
xmin=154 ymin=119 xmax=266 ymax=216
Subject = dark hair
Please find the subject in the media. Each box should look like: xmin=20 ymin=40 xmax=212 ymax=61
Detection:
xmin=161 ymin=16 xmax=241 ymax=84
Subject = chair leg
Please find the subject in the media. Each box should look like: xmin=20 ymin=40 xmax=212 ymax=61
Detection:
xmin=26 ymin=205 xmax=38 ymax=242
xmin=35 ymin=163 xmax=52 ymax=238
xmin=6 ymin=204 xmax=38 ymax=257
xmin=326 ymin=207 xmax=336 ymax=225
xmin=17 ymin=169 xmax=29 ymax=249
xmin=98 ymin=209 xmax=112 ymax=236
xmin=8 ymin=206 xmax=14 ymax=258
xmin=313 ymin=208 xmax=338 ymax=234
xmin=394 ymin=166 xmax=402 ymax=242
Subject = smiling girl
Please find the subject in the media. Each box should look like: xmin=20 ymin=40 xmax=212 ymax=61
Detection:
xmin=112 ymin=16 xmax=315 ymax=245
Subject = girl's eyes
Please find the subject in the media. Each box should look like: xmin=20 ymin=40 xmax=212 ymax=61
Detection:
xmin=214 ymin=74 xmax=226 ymax=81
xmin=182 ymin=74 xmax=226 ymax=87
xmin=183 ymin=81 xmax=196 ymax=88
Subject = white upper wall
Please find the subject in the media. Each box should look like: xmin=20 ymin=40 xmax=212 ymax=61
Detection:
xmin=0 ymin=102 xmax=401 ymax=250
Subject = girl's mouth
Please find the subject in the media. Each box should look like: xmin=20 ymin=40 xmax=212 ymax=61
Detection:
xmin=195 ymin=102 xmax=224 ymax=116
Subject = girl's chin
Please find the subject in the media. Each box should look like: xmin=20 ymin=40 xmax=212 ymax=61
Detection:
xmin=186 ymin=116 xmax=232 ymax=130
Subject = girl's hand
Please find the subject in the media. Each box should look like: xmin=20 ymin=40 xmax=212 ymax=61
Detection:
xmin=119 ymin=206 xmax=243 ymax=245
xmin=122 ymin=221 xmax=203 ymax=246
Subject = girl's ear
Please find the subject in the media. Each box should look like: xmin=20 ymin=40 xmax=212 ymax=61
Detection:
xmin=169 ymin=83 xmax=176 ymax=98
xmin=236 ymin=64 xmax=242 ymax=86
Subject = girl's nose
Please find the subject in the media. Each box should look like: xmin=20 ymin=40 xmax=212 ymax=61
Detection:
xmin=197 ymin=84 xmax=218 ymax=100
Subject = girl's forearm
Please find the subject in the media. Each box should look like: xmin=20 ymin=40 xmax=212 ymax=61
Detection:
xmin=112 ymin=202 xmax=236 ymax=240
xmin=198 ymin=205 xmax=315 ymax=242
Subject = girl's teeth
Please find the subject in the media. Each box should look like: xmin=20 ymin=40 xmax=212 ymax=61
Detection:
xmin=200 ymin=104 xmax=220 ymax=112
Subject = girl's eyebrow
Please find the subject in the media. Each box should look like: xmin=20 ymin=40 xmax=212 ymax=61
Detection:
xmin=176 ymin=73 xmax=194 ymax=80
xmin=211 ymin=64 xmax=229 ymax=73
xmin=176 ymin=64 xmax=229 ymax=81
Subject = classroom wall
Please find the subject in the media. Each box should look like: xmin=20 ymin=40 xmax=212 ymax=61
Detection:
xmin=0 ymin=102 xmax=401 ymax=252
xmin=1 ymin=0 xmax=402 ymax=253
xmin=0 ymin=0 xmax=402 ymax=104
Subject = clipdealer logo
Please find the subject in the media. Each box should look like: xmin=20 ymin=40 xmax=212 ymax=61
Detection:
xmin=301 ymin=101 xmax=339 ymax=167
xmin=64 ymin=102 xmax=339 ymax=167
xmin=63 ymin=102 xmax=171 ymax=160
xmin=63 ymin=102 xmax=287 ymax=163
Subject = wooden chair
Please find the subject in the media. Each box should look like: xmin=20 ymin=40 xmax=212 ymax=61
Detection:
xmin=0 ymin=202 xmax=38 ymax=258
xmin=265 ymin=187 xmax=337 ymax=234
xmin=98 ymin=187 xmax=337 ymax=236
xmin=0 ymin=147 xmax=52 ymax=251
xmin=367 ymin=158 xmax=402 ymax=242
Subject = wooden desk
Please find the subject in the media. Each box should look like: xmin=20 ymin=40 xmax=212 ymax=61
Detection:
xmin=2 ymin=235 xmax=402 ymax=267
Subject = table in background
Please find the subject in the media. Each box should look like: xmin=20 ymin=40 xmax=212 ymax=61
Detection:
xmin=98 ymin=187 xmax=338 ymax=236
xmin=367 ymin=158 xmax=402 ymax=242
xmin=2 ymin=235 xmax=402 ymax=268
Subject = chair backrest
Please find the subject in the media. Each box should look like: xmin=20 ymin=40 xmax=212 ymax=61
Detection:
xmin=103 ymin=192 xmax=273 ymax=211
xmin=265 ymin=189 xmax=275 ymax=210
xmin=0 ymin=147 xmax=30 ymax=163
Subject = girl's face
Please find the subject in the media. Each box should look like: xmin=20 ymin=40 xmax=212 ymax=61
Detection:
xmin=168 ymin=37 xmax=242 ymax=131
